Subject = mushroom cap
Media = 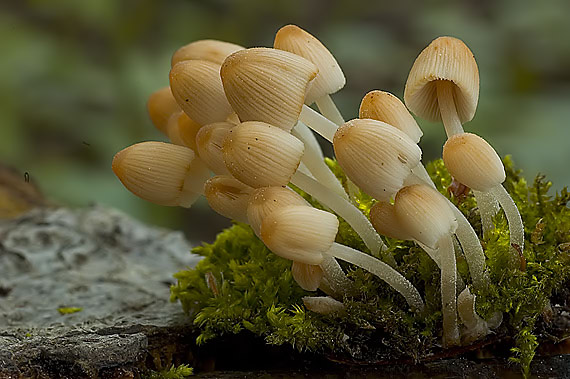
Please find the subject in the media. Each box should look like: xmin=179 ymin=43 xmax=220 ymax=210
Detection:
xmin=166 ymin=111 xmax=202 ymax=151
xmin=171 ymin=39 xmax=244 ymax=67
xmin=222 ymin=121 xmax=305 ymax=188
xmin=369 ymin=201 xmax=411 ymax=240
xmin=359 ymin=90 xmax=423 ymax=143
xmin=220 ymin=47 xmax=318 ymax=131
xmin=394 ymin=184 xmax=458 ymax=249
xmin=247 ymin=186 xmax=308 ymax=236
xmin=147 ymin=87 xmax=181 ymax=133
xmin=204 ymin=175 xmax=253 ymax=223
xmin=260 ymin=205 xmax=339 ymax=265
xmin=443 ymin=132 xmax=505 ymax=191
xmin=112 ymin=141 xmax=210 ymax=207
xmin=169 ymin=60 xmax=233 ymax=126
xmin=404 ymin=36 xmax=479 ymax=123
xmin=333 ymin=118 xmax=422 ymax=202
xmin=291 ymin=262 xmax=324 ymax=291
xmin=274 ymin=24 xmax=345 ymax=104
xmin=195 ymin=121 xmax=234 ymax=175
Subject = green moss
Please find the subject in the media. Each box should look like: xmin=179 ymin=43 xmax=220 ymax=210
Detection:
xmin=171 ymin=157 xmax=570 ymax=376
xmin=57 ymin=307 xmax=82 ymax=315
xmin=143 ymin=364 xmax=193 ymax=379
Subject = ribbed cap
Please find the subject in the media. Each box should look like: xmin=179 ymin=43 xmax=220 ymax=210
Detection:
xmin=291 ymin=262 xmax=324 ymax=291
xmin=247 ymin=186 xmax=307 ymax=236
xmin=443 ymin=132 xmax=505 ymax=191
xmin=260 ymin=205 xmax=339 ymax=265
xmin=221 ymin=48 xmax=317 ymax=131
xmin=404 ymin=37 xmax=479 ymax=123
xmin=223 ymin=121 xmax=305 ymax=188
xmin=195 ymin=121 xmax=233 ymax=175
xmin=166 ymin=111 xmax=202 ymax=151
xmin=274 ymin=24 xmax=345 ymax=104
xmin=112 ymin=141 xmax=210 ymax=207
xmin=147 ymin=87 xmax=180 ymax=133
xmin=169 ymin=60 xmax=233 ymax=126
xmin=394 ymin=184 xmax=457 ymax=249
xmin=333 ymin=118 xmax=422 ymax=201
xmin=359 ymin=90 xmax=423 ymax=143
xmin=204 ymin=175 xmax=253 ymax=223
xmin=171 ymin=39 xmax=244 ymax=67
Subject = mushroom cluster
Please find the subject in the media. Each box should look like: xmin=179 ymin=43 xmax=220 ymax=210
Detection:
xmin=112 ymin=27 xmax=524 ymax=347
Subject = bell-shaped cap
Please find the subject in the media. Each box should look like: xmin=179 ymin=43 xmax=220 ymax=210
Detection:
xmin=223 ymin=121 xmax=305 ymax=188
xmin=247 ymin=186 xmax=307 ymax=236
xmin=204 ymin=175 xmax=253 ymax=223
xmin=147 ymin=87 xmax=181 ymax=133
xmin=166 ymin=111 xmax=202 ymax=151
xmin=404 ymin=36 xmax=479 ymax=123
xmin=195 ymin=121 xmax=233 ymax=175
xmin=443 ymin=133 xmax=505 ymax=191
xmin=274 ymin=24 xmax=345 ymax=104
xmin=333 ymin=119 xmax=422 ymax=201
xmin=394 ymin=184 xmax=457 ymax=249
xmin=369 ymin=201 xmax=411 ymax=240
xmin=170 ymin=60 xmax=233 ymax=126
xmin=171 ymin=39 xmax=244 ymax=67
xmin=359 ymin=90 xmax=423 ymax=143
xmin=260 ymin=205 xmax=338 ymax=265
xmin=291 ymin=262 xmax=324 ymax=291
xmin=112 ymin=141 xmax=210 ymax=207
xmin=221 ymin=47 xmax=318 ymax=131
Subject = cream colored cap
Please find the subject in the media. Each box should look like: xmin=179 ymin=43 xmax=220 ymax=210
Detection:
xmin=394 ymin=184 xmax=457 ymax=249
xmin=291 ymin=262 xmax=324 ymax=291
xmin=195 ymin=121 xmax=233 ymax=175
xmin=112 ymin=141 xmax=210 ymax=207
xmin=166 ymin=111 xmax=202 ymax=151
xmin=359 ymin=90 xmax=423 ymax=143
xmin=223 ymin=121 xmax=305 ymax=188
xmin=260 ymin=205 xmax=338 ymax=265
xmin=247 ymin=186 xmax=307 ymax=236
xmin=147 ymin=87 xmax=180 ymax=133
xmin=221 ymin=47 xmax=318 ymax=131
xmin=404 ymin=37 xmax=479 ymax=123
xmin=302 ymin=296 xmax=345 ymax=314
xmin=274 ymin=24 xmax=345 ymax=104
xmin=333 ymin=118 xmax=422 ymax=202
xmin=369 ymin=201 xmax=411 ymax=240
xmin=204 ymin=175 xmax=253 ymax=223
xmin=171 ymin=39 xmax=244 ymax=67
xmin=169 ymin=60 xmax=233 ymax=126
xmin=443 ymin=132 xmax=505 ymax=191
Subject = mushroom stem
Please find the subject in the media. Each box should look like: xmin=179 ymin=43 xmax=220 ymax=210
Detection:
xmin=436 ymin=80 xmax=464 ymax=137
xmin=405 ymin=172 xmax=488 ymax=291
xmin=457 ymin=287 xmax=490 ymax=344
xmin=438 ymin=235 xmax=460 ymax=347
xmin=320 ymin=254 xmax=355 ymax=297
xmin=298 ymin=105 xmax=338 ymax=142
xmin=292 ymin=122 xmax=348 ymax=199
xmin=489 ymin=184 xmax=525 ymax=261
xmin=416 ymin=241 xmax=465 ymax=291
xmin=290 ymin=170 xmax=390 ymax=261
xmin=411 ymin=163 xmax=436 ymax=188
xmin=315 ymin=94 xmax=345 ymax=126
xmin=473 ymin=190 xmax=500 ymax=235
xmin=327 ymin=243 xmax=424 ymax=312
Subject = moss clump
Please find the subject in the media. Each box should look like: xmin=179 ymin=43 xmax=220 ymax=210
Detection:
xmin=143 ymin=364 xmax=193 ymax=379
xmin=170 ymin=157 xmax=570 ymax=375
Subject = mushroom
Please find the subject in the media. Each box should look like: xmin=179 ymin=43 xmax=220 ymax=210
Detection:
xmin=169 ymin=59 xmax=233 ymax=126
xmin=223 ymin=121 xmax=387 ymax=257
xmin=443 ymin=132 xmax=524 ymax=262
xmin=112 ymin=141 xmax=209 ymax=207
xmin=166 ymin=111 xmax=202 ymax=151
xmin=171 ymin=39 xmax=244 ymax=67
xmin=274 ymin=24 xmax=346 ymax=125
xmin=392 ymin=184 xmax=460 ymax=346
xmin=260 ymin=205 xmax=424 ymax=312
xmin=195 ymin=122 xmax=234 ymax=176
xmin=247 ymin=186 xmax=352 ymax=296
xmin=147 ymin=87 xmax=181 ymax=133
xmin=334 ymin=118 xmax=487 ymax=290
xmin=203 ymin=175 xmax=253 ymax=223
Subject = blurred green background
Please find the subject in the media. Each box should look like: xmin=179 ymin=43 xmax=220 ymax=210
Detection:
xmin=1 ymin=0 xmax=569 ymax=243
